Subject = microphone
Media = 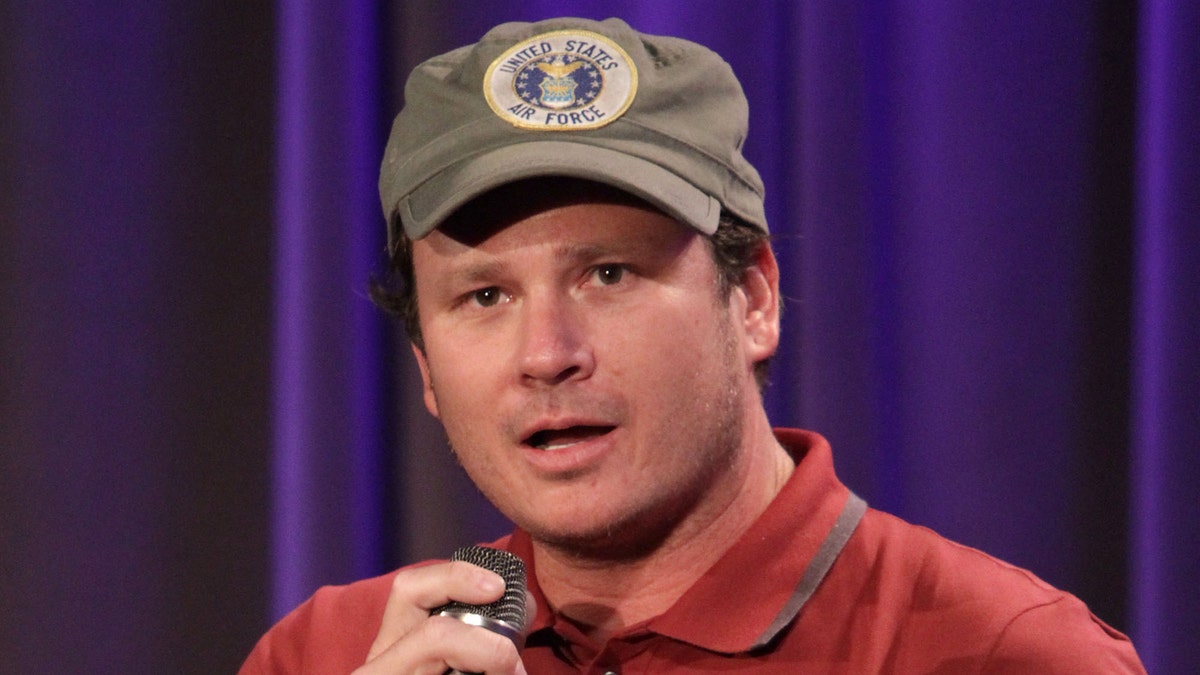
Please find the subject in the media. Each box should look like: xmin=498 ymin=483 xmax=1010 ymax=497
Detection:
xmin=431 ymin=545 xmax=529 ymax=650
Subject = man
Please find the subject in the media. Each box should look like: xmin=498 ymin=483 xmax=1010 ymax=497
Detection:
xmin=241 ymin=17 xmax=1144 ymax=673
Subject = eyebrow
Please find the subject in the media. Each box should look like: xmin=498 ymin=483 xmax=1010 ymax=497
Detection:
xmin=552 ymin=242 xmax=623 ymax=263
xmin=449 ymin=259 xmax=505 ymax=285
xmin=447 ymin=242 xmax=626 ymax=283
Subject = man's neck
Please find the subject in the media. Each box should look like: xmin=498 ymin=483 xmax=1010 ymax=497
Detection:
xmin=531 ymin=421 xmax=794 ymax=643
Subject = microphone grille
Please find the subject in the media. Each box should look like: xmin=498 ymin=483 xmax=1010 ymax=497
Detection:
xmin=439 ymin=545 xmax=528 ymax=628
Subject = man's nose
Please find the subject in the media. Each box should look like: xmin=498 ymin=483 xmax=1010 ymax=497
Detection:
xmin=516 ymin=292 xmax=595 ymax=386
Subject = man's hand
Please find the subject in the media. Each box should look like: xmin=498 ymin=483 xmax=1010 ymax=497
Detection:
xmin=352 ymin=560 xmax=527 ymax=674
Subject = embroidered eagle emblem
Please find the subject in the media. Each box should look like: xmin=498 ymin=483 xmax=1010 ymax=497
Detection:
xmin=535 ymin=57 xmax=586 ymax=79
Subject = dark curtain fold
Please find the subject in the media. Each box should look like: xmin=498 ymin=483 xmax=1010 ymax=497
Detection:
xmin=1129 ymin=1 xmax=1200 ymax=672
xmin=1 ymin=2 xmax=277 ymax=672
xmin=1 ymin=1 xmax=1195 ymax=673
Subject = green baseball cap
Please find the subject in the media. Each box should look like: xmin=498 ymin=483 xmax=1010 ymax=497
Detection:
xmin=379 ymin=16 xmax=767 ymax=251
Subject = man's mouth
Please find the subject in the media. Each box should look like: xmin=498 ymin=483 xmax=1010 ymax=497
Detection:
xmin=524 ymin=425 xmax=614 ymax=451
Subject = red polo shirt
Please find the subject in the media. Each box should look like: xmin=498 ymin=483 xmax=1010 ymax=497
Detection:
xmin=240 ymin=429 xmax=1144 ymax=673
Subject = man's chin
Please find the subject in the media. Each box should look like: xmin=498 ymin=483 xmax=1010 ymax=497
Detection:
xmin=521 ymin=508 xmax=685 ymax=564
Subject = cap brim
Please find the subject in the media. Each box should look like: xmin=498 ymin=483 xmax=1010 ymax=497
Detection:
xmin=396 ymin=140 xmax=722 ymax=241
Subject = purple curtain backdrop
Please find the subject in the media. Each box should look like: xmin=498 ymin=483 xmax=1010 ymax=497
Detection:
xmin=2 ymin=2 xmax=276 ymax=672
xmin=1130 ymin=0 xmax=1200 ymax=669
xmin=271 ymin=0 xmax=392 ymax=621
xmin=1 ymin=1 xmax=1196 ymax=673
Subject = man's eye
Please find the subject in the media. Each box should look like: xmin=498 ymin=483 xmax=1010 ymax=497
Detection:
xmin=593 ymin=264 xmax=625 ymax=286
xmin=471 ymin=287 xmax=504 ymax=307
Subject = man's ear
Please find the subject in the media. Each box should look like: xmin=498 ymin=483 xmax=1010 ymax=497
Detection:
xmin=738 ymin=243 xmax=781 ymax=363
xmin=411 ymin=343 xmax=440 ymax=418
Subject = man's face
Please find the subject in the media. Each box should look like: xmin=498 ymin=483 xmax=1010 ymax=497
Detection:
xmin=410 ymin=183 xmax=777 ymax=558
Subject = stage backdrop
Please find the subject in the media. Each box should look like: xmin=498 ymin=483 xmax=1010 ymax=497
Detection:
xmin=1 ymin=1 xmax=1196 ymax=673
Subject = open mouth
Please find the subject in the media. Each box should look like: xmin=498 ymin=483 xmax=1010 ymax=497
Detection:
xmin=524 ymin=425 xmax=614 ymax=451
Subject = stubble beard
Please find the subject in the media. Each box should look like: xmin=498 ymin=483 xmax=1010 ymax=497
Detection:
xmin=434 ymin=296 xmax=753 ymax=565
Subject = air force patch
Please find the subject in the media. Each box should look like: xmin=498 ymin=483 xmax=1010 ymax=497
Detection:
xmin=485 ymin=29 xmax=637 ymax=131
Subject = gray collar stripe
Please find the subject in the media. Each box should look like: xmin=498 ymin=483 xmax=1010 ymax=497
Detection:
xmin=752 ymin=492 xmax=868 ymax=650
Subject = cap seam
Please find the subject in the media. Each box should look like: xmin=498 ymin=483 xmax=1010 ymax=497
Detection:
xmin=400 ymin=140 xmax=718 ymax=229
xmin=613 ymin=116 xmax=764 ymax=198
xmin=385 ymin=117 xmax=497 ymax=183
xmin=386 ymin=117 xmax=763 ymax=207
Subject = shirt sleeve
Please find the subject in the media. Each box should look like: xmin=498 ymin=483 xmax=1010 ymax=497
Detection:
xmin=982 ymin=595 xmax=1146 ymax=674
xmin=237 ymin=595 xmax=322 ymax=675
xmin=237 ymin=573 xmax=396 ymax=674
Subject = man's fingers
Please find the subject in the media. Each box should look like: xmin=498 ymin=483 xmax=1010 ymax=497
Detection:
xmin=364 ymin=560 xmax=507 ymax=663
xmin=356 ymin=615 xmax=525 ymax=675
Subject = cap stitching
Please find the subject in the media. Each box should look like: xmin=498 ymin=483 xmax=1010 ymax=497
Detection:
xmin=613 ymin=116 xmax=764 ymax=198
xmin=386 ymin=116 xmax=763 ymax=209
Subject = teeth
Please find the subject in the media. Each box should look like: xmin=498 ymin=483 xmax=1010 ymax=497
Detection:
xmin=527 ymin=425 xmax=613 ymax=450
